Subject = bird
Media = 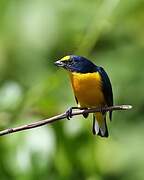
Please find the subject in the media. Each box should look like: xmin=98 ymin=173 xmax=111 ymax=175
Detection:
xmin=55 ymin=55 xmax=113 ymax=137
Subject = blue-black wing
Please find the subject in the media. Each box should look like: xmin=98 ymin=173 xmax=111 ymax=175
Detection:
xmin=97 ymin=66 xmax=113 ymax=120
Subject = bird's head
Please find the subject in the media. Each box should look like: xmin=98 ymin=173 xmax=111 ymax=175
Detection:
xmin=55 ymin=55 xmax=97 ymax=73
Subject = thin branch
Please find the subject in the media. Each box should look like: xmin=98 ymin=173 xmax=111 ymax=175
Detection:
xmin=0 ymin=105 xmax=132 ymax=136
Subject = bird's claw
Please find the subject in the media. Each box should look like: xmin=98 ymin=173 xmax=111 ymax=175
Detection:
xmin=66 ymin=107 xmax=73 ymax=120
xmin=100 ymin=107 xmax=106 ymax=114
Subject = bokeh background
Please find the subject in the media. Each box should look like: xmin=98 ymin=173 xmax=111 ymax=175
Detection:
xmin=0 ymin=0 xmax=144 ymax=179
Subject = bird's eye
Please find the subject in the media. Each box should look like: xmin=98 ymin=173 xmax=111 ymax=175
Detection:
xmin=68 ymin=59 xmax=73 ymax=64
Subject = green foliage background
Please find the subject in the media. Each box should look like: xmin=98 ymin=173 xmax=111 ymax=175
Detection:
xmin=0 ymin=0 xmax=144 ymax=179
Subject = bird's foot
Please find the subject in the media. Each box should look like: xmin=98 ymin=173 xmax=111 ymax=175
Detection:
xmin=82 ymin=108 xmax=89 ymax=118
xmin=100 ymin=106 xmax=106 ymax=115
xmin=66 ymin=107 xmax=73 ymax=120
xmin=66 ymin=106 xmax=86 ymax=120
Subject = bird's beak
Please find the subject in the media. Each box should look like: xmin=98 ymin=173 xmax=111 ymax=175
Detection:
xmin=54 ymin=60 xmax=65 ymax=67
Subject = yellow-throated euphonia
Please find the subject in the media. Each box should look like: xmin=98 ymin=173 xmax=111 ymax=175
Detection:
xmin=55 ymin=55 xmax=113 ymax=137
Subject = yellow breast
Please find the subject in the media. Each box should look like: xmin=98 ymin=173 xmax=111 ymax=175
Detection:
xmin=69 ymin=72 xmax=105 ymax=108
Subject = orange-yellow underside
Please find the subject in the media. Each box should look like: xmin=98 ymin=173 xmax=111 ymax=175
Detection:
xmin=69 ymin=72 xmax=105 ymax=108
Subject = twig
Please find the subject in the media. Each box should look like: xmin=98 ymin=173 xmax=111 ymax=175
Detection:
xmin=0 ymin=105 xmax=132 ymax=136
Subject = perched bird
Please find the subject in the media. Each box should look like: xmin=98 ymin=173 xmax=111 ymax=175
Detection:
xmin=55 ymin=55 xmax=113 ymax=137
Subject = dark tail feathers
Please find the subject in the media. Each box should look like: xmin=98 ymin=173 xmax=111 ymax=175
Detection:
xmin=92 ymin=113 xmax=108 ymax=137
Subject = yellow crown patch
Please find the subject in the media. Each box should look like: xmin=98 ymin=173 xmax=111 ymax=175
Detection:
xmin=61 ymin=55 xmax=70 ymax=61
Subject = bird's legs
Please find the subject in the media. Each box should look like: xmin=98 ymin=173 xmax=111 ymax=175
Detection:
xmin=100 ymin=106 xmax=107 ymax=115
xmin=66 ymin=107 xmax=88 ymax=120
